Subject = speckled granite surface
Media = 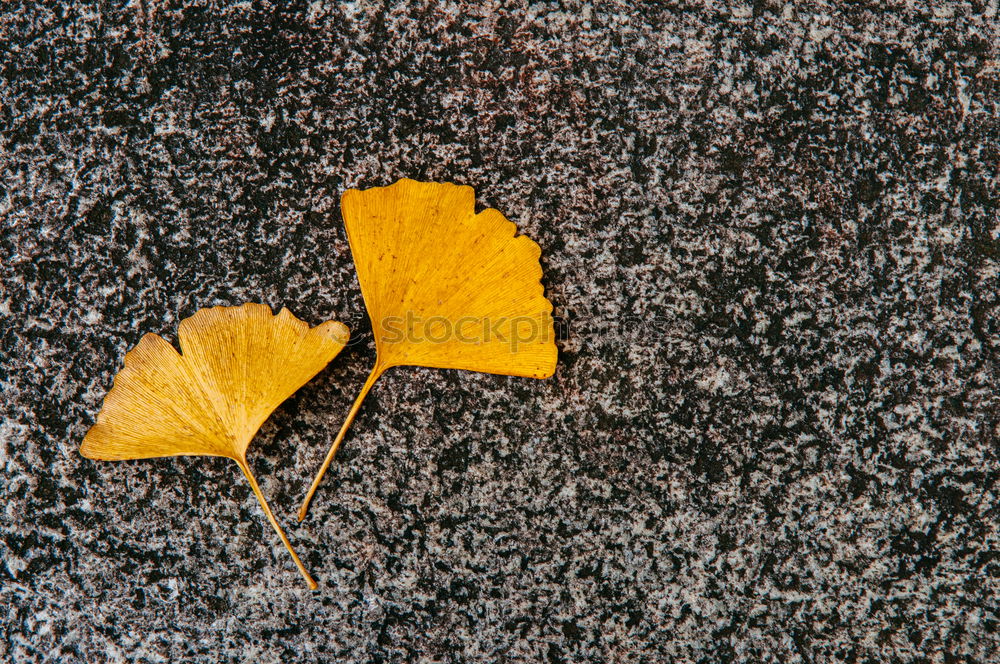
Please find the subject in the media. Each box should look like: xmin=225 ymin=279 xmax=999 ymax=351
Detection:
xmin=2 ymin=2 xmax=999 ymax=662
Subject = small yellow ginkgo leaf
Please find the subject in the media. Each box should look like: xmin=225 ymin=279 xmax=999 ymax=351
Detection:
xmin=81 ymin=303 xmax=350 ymax=589
xmin=299 ymin=178 xmax=557 ymax=520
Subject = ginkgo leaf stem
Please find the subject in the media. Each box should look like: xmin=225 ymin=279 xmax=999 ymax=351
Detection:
xmin=298 ymin=362 xmax=387 ymax=522
xmin=235 ymin=458 xmax=318 ymax=590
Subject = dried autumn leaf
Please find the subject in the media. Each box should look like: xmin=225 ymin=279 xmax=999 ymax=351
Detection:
xmin=299 ymin=178 xmax=557 ymax=519
xmin=80 ymin=303 xmax=350 ymax=589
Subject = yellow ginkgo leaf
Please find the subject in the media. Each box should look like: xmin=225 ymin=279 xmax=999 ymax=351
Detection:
xmin=81 ymin=303 xmax=350 ymax=589
xmin=299 ymin=178 xmax=557 ymax=520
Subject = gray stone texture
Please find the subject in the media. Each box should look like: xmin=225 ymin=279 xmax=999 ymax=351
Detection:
xmin=2 ymin=1 xmax=999 ymax=662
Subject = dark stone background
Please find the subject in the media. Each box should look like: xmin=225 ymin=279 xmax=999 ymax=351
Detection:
xmin=2 ymin=1 xmax=998 ymax=662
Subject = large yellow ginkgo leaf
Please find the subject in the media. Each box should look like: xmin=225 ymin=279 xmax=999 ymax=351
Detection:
xmin=299 ymin=178 xmax=557 ymax=520
xmin=81 ymin=303 xmax=350 ymax=589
